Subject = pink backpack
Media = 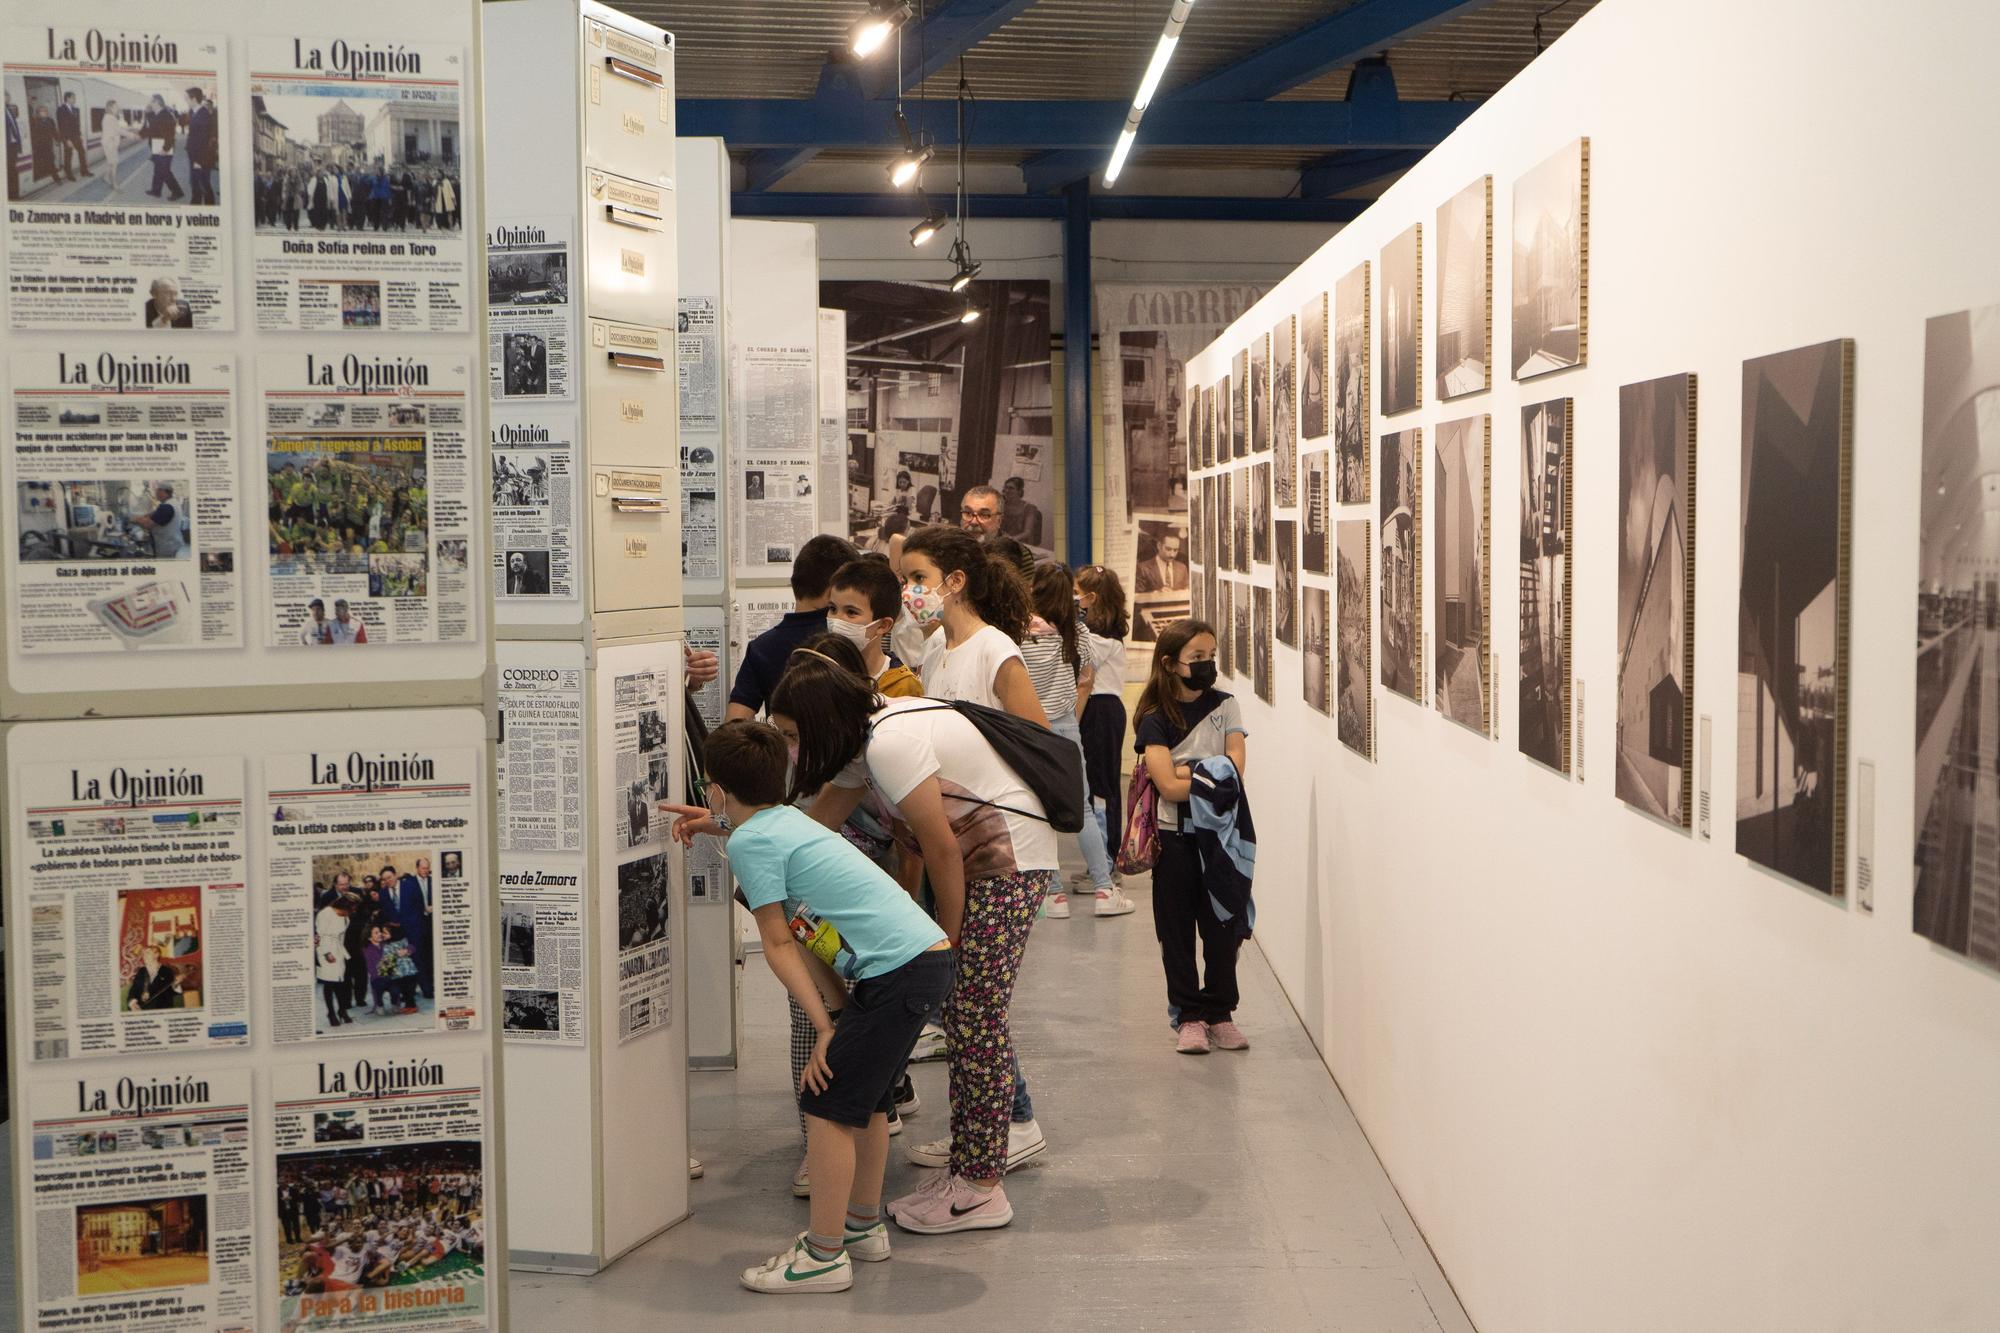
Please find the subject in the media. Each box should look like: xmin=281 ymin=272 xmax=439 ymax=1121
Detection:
xmin=1117 ymin=763 xmax=1161 ymax=875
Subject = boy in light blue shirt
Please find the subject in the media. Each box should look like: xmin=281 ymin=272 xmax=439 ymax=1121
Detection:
xmin=668 ymin=719 xmax=953 ymax=1295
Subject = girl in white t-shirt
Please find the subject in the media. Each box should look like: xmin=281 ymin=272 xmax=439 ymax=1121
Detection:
xmin=774 ymin=651 xmax=1057 ymax=1237
xmin=899 ymin=526 xmax=1045 ymax=725
xmin=1074 ymin=564 xmax=1131 ymax=875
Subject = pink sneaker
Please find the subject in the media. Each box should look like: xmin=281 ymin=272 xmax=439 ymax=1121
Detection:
xmin=1209 ymin=1019 xmax=1250 ymax=1050
xmin=1176 ymin=1020 xmax=1211 ymax=1054
xmin=889 ymin=1175 xmax=1013 ymax=1234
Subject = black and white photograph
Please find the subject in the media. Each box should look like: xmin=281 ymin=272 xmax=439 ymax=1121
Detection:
xmin=1433 ymin=415 xmax=1491 ymax=735
xmin=1199 ymin=385 xmax=1215 ymax=471
xmin=1336 ymin=519 xmax=1373 ymax=757
xmin=825 ymin=279 xmax=1057 ymax=555
xmin=499 ymin=550 xmax=549 ymax=597
xmin=1303 ymin=585 xmax=1330 ymax=717
xmin=623 ymin=779 xmax=652 ymax=850
xmin=1616 ymin=371 xmax=1697 ymax=827
xmin=1917 ymin=303 xmax=2000 ymax=968
xmin=1335 ymin=261 xmax=1371 ymax=504
xmin=1117 ymin=330 xmax=1190 ymax=516
xmin=492 ymin=452 xmax=551 ymax=508
xmin=1275 ymin=518 xmax=1298 ymax=647
xmin=1234 ymin=583 xmax=1252 ymax=685
xmin=1252 ymin=461 xmax=1272 ymax=565
xmin=1133 ymin=519 xmax=1192 ymax=645
xmin=436 ymin=538 xmax=468 ymax=573
xmin=1512 ymin=138 xmax=1589 ymax=380
xmin=1437 ymin=176 xmax=1493 ymax=400
xmin=15 ymin=479 xmax=191 ymax=562
xmin=1520 ymin=398 xmax=1573 ymax=773
xmin=1231 ymin=350 xmax=1247 ymax=458
xmin=1738 ymin=339 xmax=1851 ymax=897
xmin=488 ymin=246 xmax=568 ymax=306
xmin=1218 ymin=581 xmax=1235 ymax=679
xmin=1250 ymin=333 xmax=1270 ymax=455
xmin=504 ymin=988 xmax=560 ymax=1033
xmin=1233 ymin=469 xmax=1251 ymax=575
xmin=250 ymin=86 xmax=464 ymax=236
xmin=1303 ymin=450 xmax=1330 ymax=575
xmin=617 ymin=852 xmax=670 ymax=949
xmin=1273 ymin=314 xmax=1298 ymax=507
xmin=1253 ymin=586 xmax=1273 ymax=704
xmin=1380 ymin=223 xmax=1422 ymax=418
xmin=5 ymin=73 xmax=221 ymax=207
xmin=501 ymin=332 xmax=548 ymax=397
xmin=744 ymin=470 xmax=766 ymax=502
xmin=1300 ymin=293 xmax=1329 ymax=442
xmin=1379 ymin=427 xmax=1422 ymax=702
xmin=500 ymin=904 xmax=535 ymax=968
xmin=1219 ymin=470 xmax=1234 ymax=574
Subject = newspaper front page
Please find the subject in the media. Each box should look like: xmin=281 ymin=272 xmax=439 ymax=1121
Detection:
xmin=611 ymin=665 xmax=672 ymax=1042
xmin=261 ymin=349 xmax=475 ymax=649
xmin=264 ymin=746 xmax=483 ymax=1044
xmin=26 ymin=1069 xmax=256 ymax=1331
xmin=677 ymin=296 xmax=722 ymax=585
xmin=488 ymin=412 xmax=576 ymax=605
xmin=9 ymin=348 xmax=243 ymax=653
xmin=494 ymin=658 xmax=581 ymax=854
xmin=484 ymin=217 xmax=570 ymax=402
xmin=4 ymin=26 xmax=236 ymax=330
xmin=273 ymin=1053 xmax=488 ymax=1332
xmin=497 ymin=864 xmax=583 ymax=1047
xmin=246 ymin=37 xmax=470 ymax=334
xmin=19 ymin=753 xmax=249 ymax=1063
xmin=732 ymin=343 xmax=816 ymax=574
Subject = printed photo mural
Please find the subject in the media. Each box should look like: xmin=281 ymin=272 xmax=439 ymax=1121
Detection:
xmin=1436 ymin=176 xmax=1492 ymax=401
xmin=1379 ymin=427 xmax=1423 ymax=702
xmin=1336 ymin=519 xmax=1373 ymax=758
xmin=1272 ymin=314 xmax=1297 ymax=507
xmin=1520 ymin=398 xmax=1574 ymax=773
xmin=1300 ymin=292 xmax=1328 ymax=443
xmin=1512 ymin=137 xmax=1589 ymax=380
xmin=1334 ymin=261 xmax=1371 ymax=503
xmin=1434 ymin=415 xmax=1491 ymax=736
xmin=1380 ymin=223 xmax=1422 ymax=418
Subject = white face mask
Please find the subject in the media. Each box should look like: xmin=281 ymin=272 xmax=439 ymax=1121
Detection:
xmin=825 ymin=615 xmax=881 ymax=648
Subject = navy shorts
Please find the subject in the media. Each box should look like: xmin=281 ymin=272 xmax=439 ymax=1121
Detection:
xmin=798 ymin=948 xmax=954 ymax=1129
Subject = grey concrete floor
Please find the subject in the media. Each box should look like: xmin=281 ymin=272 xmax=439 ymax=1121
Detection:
xmin=510 ymin=873 xmax=1477 ymax=1332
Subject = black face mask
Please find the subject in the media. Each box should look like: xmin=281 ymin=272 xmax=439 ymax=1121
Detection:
xmin=1181 ymin=660 xmax=1218 ymax=692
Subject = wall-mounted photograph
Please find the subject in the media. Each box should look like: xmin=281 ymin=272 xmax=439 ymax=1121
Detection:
xmin=1233 ymin=468 xmax=1251 ymax=575
xmin=1303 ymin=450 xmax=1330 ymax=575
xmin=1219 ymin=469 xmax=1234 ymax=573
xmin=1434 ymin=415 xmax=1491 ymax=735
xmin=1380 ymin=224 xmax=1422 ymax=418
xmin=1253 ymin=586 xmax=1273 ymax=704
xmin=1520 ymin=398 xmax=1574 ymax=773
xmin=1379 ymin=427 xmax=1423 ymax=702
xmin=1219 ymin=580 xmax=1236 ymax=678
xmin=1252 ymin=461 xmax=1271 ymax=565
xmin=1337 ymin=519 xmax=1374 ymax=758
xmin=1304 ymin=584 xmax=1331 ymax=717
xmin=1275 ymin=518 xmax=1298 ymax=647
xmin=1273 ymin=314 xmax=1297 ymax=507
xmin=1300 ymin=292 xmax=1328 ymax=442
xmin=1616 ymin=371 xmax=1697 ymax=828
xmin=1436 ymin=176 xmax=1493 ymax=400
xmin=1231 ymin=350 xmax=1247 ymax=458
xmin=1335 ymin=261 xmax=1371 ymax=503
xmin=1250 ymin=332 xmax=1270 ymax=454
xmin=1512 ymin=137 xmax=1590 ymax=380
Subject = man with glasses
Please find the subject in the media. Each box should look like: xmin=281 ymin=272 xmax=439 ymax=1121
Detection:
xmin=959 ymin=484 xmax=1003 ymax=537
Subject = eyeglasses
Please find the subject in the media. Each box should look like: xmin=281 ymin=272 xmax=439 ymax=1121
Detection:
xmin=961 ymin=506 xmax=997 ymax=519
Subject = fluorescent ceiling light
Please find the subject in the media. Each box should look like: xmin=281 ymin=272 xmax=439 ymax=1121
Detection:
xmin=1133 ymin=34 xmax=1180 ymax=110
xmin=1104 ymin=126 xmax=1138 ymax=185
xmin=1105 ymin=0 xmax=1195 ymax=188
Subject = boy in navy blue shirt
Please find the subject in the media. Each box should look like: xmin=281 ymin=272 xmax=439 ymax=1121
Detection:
xmin=679 ymin=720 xmax=953 ymax=1293
xmin=725 ymin=535 xmax=860 ymax=720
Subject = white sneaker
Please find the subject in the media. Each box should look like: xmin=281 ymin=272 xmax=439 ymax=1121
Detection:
xmin=740 ymin=1237 xmax=853 ymax=1294
xmin=1094 ymin=886 xmax=1136 ymax=917
xmin=1044 ymin=892 xmax=1072 ymax=919
xmin=792 ymin=1153 xmax=811 ymax=1198
xmin=905 ymin=1134 xmax=950 ymax=1168
xmin=908 ymin=1023 xmax=947 ymax=1064
xmin=841 ymin=1222 xmax=892 ymax=1262
xmin=1006 ymin=1119 xmax=1048 ymax=1171
xmin=688 ymin=1156 xmax=704 ymax=1179
xmin=887 ymin=1107 xmax=903 ymax=1138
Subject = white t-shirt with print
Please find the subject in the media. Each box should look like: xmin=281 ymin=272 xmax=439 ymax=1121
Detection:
xmin=919 ymin=623 xmax=1022 ymax=708
xmin=1087 ymin=630 xmax=1126 ymax=697
xmin=835 ymin=696 xmax=1057 ymax=877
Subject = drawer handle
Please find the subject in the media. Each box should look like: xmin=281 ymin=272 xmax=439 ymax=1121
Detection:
xmin=612 ymin=494 xmax=670 ymax=512
xmin=605 ymin=204 xmax=664 ymax=231
xmin=605 ymin=56 xmax=663 ymax=87
xmin=608 ymin=351 xmax=666 ymax=372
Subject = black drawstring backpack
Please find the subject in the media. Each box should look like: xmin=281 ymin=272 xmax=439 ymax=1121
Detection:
xmin=885 ymin=701 xmax=1086 ymax=833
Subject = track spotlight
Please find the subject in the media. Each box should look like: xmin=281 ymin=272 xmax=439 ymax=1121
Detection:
xmin=959 ymin=303 xmax=982 ymax=325
xmin=910 ymin=211 xmax=946 ymax=247
xmin=850 ymin=2 xmax=914 ymax=58
xmin=888 ymin=142 xmax=934 ymax=187
xmin=949 ymin=260 xmax=982 ymax=292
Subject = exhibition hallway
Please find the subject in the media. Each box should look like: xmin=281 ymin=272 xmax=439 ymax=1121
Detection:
xmin=510 ymin=874 xmax=1476 ymax=1332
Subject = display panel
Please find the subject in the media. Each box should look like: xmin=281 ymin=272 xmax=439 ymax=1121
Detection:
xmin=1304 ymin=583 xmax=1331 ymax=718
xmin=1616 ymin=371 xmax=1697 ymax=828
xmin=1230 ymin=351 xmax=1246 ymax=458
xmin=1336 ymin=519 xmax=1373 ymax=758
xmin=1302 ymin=450 xmax=1330 ymax=575
xmin=1512 ymin=137 xmax=1590 ymax=380
xmin=1300 ymin=293 xmax=1328 ymax=442
xmin=1436 ymin=176 xmax=1493 ymax=401
xmin=1433 ymin=415 xmax=1491 ymax=736
xmin=1275 ymin=517 xmax=1298 ymax=648
xmin=1379 ymin=224 xmax=1422 ymax=418
xmin=1272 ymin=314 xmax=1297 ymax=507
xmin=1520 ymin=398 xmax=1574 ymax=773
xmin=1249 ymin=332 xmax=1269 ymax=455
xmin=1735 ymin=339 xmax=1853 ymax=896
xmin=1334 ymin=262 xmax=1370 ymax=504
xmin=1252 ymin=585 xmax=1272 ymax=704
xmin=1379 ymin=427 xmax=1423 ymax=702
xmin=1251 ymin=460 xmax=1271 ymax=565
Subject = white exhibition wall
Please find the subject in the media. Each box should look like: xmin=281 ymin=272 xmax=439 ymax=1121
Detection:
xmin=1183 ymin=1 xmax=2000 ymax=1330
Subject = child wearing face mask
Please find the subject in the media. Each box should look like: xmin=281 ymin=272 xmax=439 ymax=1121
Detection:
xmin=898 ymin=526 xmax=1045 ymax=725
xmin=1133 ymin=619 xmax=1252 ymax=1056
xmin=726 ymin=534 xmax=862 ymax=722
xmin=825 ymin=558 xmax=923 ymax=699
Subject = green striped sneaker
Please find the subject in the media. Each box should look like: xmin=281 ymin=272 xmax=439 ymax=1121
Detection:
xmin=740 ymin=1238 xmax=853 ymax=1294
xmin=842 ymin=1222 xmax=892 ymax=1262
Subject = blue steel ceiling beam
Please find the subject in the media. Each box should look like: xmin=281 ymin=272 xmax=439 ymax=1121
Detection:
xmin=680 ymin=97 xmax=1474 ymax=151
xmin=743 ymin=147 xmax=823 ymax=193
xmin=729 ymin=191 xmax=1370 ymax=223
xmin=863 ymin=0 xmax=1044 ymax=97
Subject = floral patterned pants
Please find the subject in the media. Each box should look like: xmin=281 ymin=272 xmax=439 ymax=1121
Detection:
xmin=946 ymin=867 xmax=1055 ymax=1180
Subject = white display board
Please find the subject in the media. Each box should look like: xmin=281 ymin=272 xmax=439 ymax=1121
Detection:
xmin=0 ymin=1 xmax=490 ymax=717
xmin=4 ymin=706 xmax=503 ymax=1333
xmin=676 ymin=138 xmax=729 ymax=599
xmin=727 ymin=219 xmax=820 ymax=583
xmin=679 ymin=603 xmax=737 ymax=1066
xmin=1181 ymin=0 xmax=2000 ymax=1328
